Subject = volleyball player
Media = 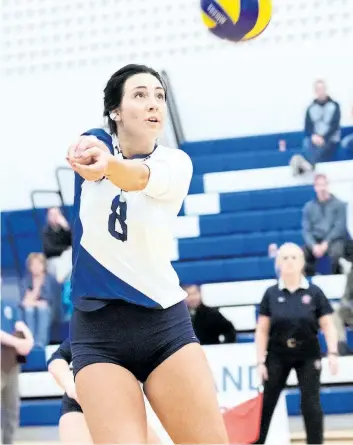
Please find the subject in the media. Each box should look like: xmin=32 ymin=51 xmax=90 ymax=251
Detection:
xmin=66 ymin=64 xmax=228 ymax=444
xmin=48 ymin=338 xmax=162 ymax=444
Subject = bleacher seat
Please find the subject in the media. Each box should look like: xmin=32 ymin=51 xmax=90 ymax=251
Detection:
xmin=192 ymin=149 xmax=297 ymax=175
xmin=177 ymin=230 xmax=302 ymax=261
xmin=18 ymin=385 xmax=353 ymax=426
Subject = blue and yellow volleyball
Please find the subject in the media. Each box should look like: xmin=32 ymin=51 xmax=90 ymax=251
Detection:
xmin=201 ymin=0 xmax=272 ymax=42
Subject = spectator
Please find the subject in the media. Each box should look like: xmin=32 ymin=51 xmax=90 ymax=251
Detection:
xmin=1 ymin=299 xmax=34 ymax=445
xmin=290 ymin=80 xmax=341 ymax=175
xmin=184 ymin=284 xmax=236 ymax=345
xmin=43 ymin=207 xmax=72 ymax=283
xmin=302 ymin=174 xmax=347 ymax=276
xmin=21 ymin=253 xmax=59 ymax=347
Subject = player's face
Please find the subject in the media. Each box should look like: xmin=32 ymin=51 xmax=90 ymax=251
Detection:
xmin=314 ymin=81 xmax=327 ymax=101
xmin=278 ymin=246 xmax=304 ymax=277
xmin=118 ymin=73 xmax=167 ymax=138
xmin=185 ymin=285 xmax=202 ymax=309
xmin=47 ymin=207 xmax=61 ymax=225
xmin=314 ymin=177 xmax=329 ymax=198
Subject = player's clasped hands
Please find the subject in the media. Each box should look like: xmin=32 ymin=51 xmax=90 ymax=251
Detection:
xmin=67 ymin=135 xmax=111 ymax=182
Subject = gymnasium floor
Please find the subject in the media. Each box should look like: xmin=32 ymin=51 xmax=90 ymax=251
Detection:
xmin=14 ymin=414 xmax=353 ymax=444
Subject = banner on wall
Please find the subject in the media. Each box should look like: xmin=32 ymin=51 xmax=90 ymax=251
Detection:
xmin=146 ymin=343 xmax=290 ymax=445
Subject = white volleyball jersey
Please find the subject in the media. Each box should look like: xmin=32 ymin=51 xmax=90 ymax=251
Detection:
xmin=71 ymin=128 xmax=192 ymax=310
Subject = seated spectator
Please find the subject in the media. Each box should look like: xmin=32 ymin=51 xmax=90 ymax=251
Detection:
xmin=21 ymin=253 xmax=59 ymax=347
xmin=290 ymin=80 xmax=340 ymax=175
xmin=184 ymin=284 xmax=236 ymax=345
xmin=302 ymin=174 xmax=347 ymax=276
xmin=1 ymin=299 xmax=34 ymax=445
xmin=43 ymin=207 xmax=72 ymax=283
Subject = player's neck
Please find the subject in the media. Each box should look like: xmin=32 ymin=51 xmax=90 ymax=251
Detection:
xmin=118 ymin=133 xmax=156 ymax=159
xmin=281 ymin=275 xmax=301 ymax=291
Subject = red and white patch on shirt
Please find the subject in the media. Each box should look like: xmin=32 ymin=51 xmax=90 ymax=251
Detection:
xmin=302 ymin=294 xmax=311 ymax=304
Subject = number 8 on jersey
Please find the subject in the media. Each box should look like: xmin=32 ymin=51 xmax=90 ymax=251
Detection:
xmin=108 ymin=194 xmax=128 ymax=242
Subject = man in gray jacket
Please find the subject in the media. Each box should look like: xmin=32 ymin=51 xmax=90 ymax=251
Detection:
xmin=302 ymin=174 xmax=347 ymax=275
xmin=290 ymin=80 xmax=341 ymax=175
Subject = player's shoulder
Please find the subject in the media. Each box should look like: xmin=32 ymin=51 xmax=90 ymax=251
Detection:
xmin=308 ymin=283 xmax=325 ymax=297
xmin=264 ymin=284 xmax=279 ymax=296
xmin=154 ymin=145 xmax=192 ymax=169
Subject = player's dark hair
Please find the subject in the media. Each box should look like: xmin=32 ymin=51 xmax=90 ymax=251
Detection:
xmin=103 ymin=64 xmax=167 ymax=135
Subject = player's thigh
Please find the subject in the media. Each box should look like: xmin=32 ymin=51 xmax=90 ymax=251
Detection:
xmin=147 ymin=424 xmax=163 ymax=445
xmin=59 ymin=412 xmax=92 ymax=443
xmin=75 ymin=363 xmax=148 ymax=444
xmin=144 ymin=343 xmax=228 ymax=445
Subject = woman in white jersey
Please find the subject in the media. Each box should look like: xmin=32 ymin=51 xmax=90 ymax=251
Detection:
xmin=67 ymin=64 xmax=228 ymax=444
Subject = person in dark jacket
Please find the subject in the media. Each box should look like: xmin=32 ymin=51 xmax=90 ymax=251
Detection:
xmin=304 ymin=80 xmax=341 ymax=165
xmin=184 ymin=284 xmax=236 ymax=345
xmin=302 ymin=174 xmax=347 ymax=275
xmin=290 ymin=80 xmax=341 ymax=175
xmin=42 ymin=207 xmax=72 ymax=283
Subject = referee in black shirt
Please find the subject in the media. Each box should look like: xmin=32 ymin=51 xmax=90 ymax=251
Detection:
xmin=254 ymin=243 xmax=338 ymax=444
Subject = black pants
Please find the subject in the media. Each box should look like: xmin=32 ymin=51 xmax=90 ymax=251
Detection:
xmin=303 ymin=239 xmax=345 ymax=276
xmin=254 ymin=352 xmax=323 ymax=444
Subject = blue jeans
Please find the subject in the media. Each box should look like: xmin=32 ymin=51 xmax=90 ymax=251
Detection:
xmin=22 ymin=305 xmax=51 ymax=347
xmin=303 ymin=137 xmax=338 ymax=166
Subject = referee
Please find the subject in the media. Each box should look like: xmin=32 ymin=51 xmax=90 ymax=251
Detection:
xmin=254 ymin=243 xmax=338 ymax=444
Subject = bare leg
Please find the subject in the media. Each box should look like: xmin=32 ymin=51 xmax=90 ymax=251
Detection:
xmin=144 ymin=344 xmax=228 ymax=444
xmin=59 ymin=412 xmax=92 ymax=443
xmin=75 ymin=363 xmax=147 ymax=444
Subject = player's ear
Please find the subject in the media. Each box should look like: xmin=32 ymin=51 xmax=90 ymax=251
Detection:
xmin=109 ymin=109 xmax=121 ymax=122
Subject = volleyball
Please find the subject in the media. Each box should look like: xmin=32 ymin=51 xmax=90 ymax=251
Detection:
xmin=201 ymin=0 xmax=272 ymax=42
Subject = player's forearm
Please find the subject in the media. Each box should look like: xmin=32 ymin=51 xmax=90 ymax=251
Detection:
xmin=48 ymin=359 xmax=73 ymax=391
xmin=0 ymin=330 xmax=20 ymax=348
xmin=322 ymin=320 xmax=338 ymax=354
xmin=255 ymin=330 xmax=269 ymax=363
xmin=105 ymin=156 xmax=150 ymax=191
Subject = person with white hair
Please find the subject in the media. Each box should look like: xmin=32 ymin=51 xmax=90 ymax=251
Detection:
xmin=254 ymin=242 xmax=338 ymax=444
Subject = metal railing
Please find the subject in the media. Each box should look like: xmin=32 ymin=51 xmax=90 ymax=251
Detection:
xmin=161 ymin=69 xmax=185 ymax=148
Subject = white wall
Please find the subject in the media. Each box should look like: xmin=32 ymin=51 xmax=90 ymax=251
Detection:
xmin=1 ymin=0 xmax=353 ymax=211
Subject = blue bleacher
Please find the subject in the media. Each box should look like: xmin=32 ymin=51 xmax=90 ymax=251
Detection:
xmin=19 ymin=386 xmax=353 ymax=426
xmin=174 ymin=256 xmax=276 ymax=284
xmin=199 ymin=208 xmax=302 ymax=236
xmin=181 ymin=126 xmax=353 ymax=157
xmin=178 ymin=230 xmax=303 ymax=261
xmin=191 ymin=149 xmax=297 ymax=175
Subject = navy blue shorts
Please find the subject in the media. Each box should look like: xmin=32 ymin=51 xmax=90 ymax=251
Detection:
xmin=61 ymin=393 xmax=82 ymax=416
xmin=70 ymin=300 xmax=199 ymax=382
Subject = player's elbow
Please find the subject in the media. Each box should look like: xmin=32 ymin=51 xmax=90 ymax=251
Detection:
xmin=124 ymin=165 xmax=150 ymax=192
